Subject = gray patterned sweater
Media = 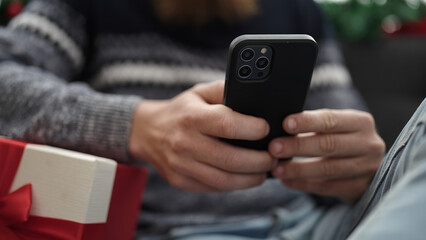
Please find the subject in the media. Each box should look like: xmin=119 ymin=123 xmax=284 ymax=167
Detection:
xmin=0 ymin=0 xmax=366 ymax=238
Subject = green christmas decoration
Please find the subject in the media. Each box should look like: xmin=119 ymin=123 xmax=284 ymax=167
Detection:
xmin=317 ymin=0 xmax=426 ymax=42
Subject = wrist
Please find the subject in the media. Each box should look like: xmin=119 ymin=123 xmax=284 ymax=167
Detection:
xmin=128 ymin=99 xmax=167 ymax=161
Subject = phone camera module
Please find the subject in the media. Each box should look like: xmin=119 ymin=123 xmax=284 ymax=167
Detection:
xmin=255 ymin=57 xmax=269 ymax=69
xmin=241 ymin=48 xmax=255 ymax=61
xmin=236 ymin=45 xmax=272 ymax=81
xmin=238 ymin=65 xmax=252 ymax=78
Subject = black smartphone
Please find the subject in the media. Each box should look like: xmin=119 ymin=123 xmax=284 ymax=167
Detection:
xmin=223 ymin=34 xmax=318 ymax=150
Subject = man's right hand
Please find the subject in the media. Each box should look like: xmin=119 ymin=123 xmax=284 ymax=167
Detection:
xmin=129 ymin=81 xmax=276 ymax=193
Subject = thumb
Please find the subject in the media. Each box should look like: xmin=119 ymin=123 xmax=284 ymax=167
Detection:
xmin=191 ymin=80 xmax=224 ymax=104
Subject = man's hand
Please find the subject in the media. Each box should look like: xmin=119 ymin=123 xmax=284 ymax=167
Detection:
xmin=269 ymin=109 xmax=385 ymax=203
xmin=129 ymin=81 xmax=276 ymax=193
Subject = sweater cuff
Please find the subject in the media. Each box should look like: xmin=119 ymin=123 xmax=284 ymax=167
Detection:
xmin=71 ymin=89 xmax=142 ymax=162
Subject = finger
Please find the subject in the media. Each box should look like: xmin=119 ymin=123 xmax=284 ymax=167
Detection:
xmin=280 ymin=177 xmax=372 ymax=203
xmin=171 ymin=156 xmax=267 ymax=191
xmin=169 ymin=174 xmax=220 ymax=193
xmin=191 ymin=80 xmax=225 ymax=104
xmin=195 ymin=104 xmax=269 ymax=140
xmin=272 ymin=156 xmax=380 ymax=180
xmin=283 ymin=109 xmax=375 ymax=135
xmin=159 ymin=164 xmax=219 ymax=193
xmin=190 ymin=134 xmax=276 ymax=174
xmin=269 ymin=132 xmax=370 ymax=158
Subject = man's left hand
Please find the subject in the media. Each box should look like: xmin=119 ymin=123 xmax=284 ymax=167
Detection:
xmin=269 ymin=109 xmax=385 ymax=203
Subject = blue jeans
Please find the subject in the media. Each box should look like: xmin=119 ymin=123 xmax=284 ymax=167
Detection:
xmin=165 ymin=97 xmax=426 ymax=240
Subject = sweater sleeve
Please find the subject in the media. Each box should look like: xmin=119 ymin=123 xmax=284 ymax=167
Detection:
xmin=295 ymin=0 xmax=368 ymax=111
xmin=0 ymin=0 xmax=141 ymax=162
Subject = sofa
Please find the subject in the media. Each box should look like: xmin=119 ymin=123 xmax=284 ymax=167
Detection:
xmin=341 ymin=36 xmax=426 ymax=149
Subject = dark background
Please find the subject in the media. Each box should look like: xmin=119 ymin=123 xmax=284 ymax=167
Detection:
xmin=342 ymin=37 xmax=426 ymax=149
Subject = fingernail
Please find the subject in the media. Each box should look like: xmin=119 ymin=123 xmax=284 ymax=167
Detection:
xmin=265 ymin=123 xmax=270 ymax=136
xmin=272 ymin=142 xmax=282 ymax=154
xmin=287 ymin=118 xmax=297 ymax=131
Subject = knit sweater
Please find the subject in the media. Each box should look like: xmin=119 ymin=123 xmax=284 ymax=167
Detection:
xmin=0 ymin=0 xmax=366 ymax=238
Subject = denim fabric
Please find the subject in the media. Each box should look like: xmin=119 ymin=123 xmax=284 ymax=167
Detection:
xmin=153 ymin=98 xmax=426 ymax=240
xmin=344 ymin=97 xmax=426 ymax=239
xmin=313 ymin=97 xmax=426 ymax=240
xmin=169 ymin=196 xmax=325 ymax=240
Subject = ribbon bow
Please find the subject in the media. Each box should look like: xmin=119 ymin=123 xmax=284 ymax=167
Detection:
xmin=0 ymin=184 xmax=32 ymax=226
xmin=0 ymin=184 xmax=32 ymax=239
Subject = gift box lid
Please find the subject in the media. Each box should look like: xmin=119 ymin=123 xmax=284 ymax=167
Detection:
xmin=9 ymin=144 xmax=117 ymax=224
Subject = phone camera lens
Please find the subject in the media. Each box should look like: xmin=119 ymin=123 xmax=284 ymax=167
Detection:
xmin=238 ymin=65 xmax=252 ymax=78
xmin=256 ymin=57 xmax=269 ymax=69
xmin=241 ymin=48 xmax=254 ymax=61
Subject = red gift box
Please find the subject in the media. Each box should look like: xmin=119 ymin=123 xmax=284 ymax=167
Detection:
xmin=0 ymin=137 xmax=148 ymax=240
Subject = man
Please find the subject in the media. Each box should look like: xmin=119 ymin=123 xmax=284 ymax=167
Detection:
xmin=0 ymin=0 xmax=384 ymax=238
